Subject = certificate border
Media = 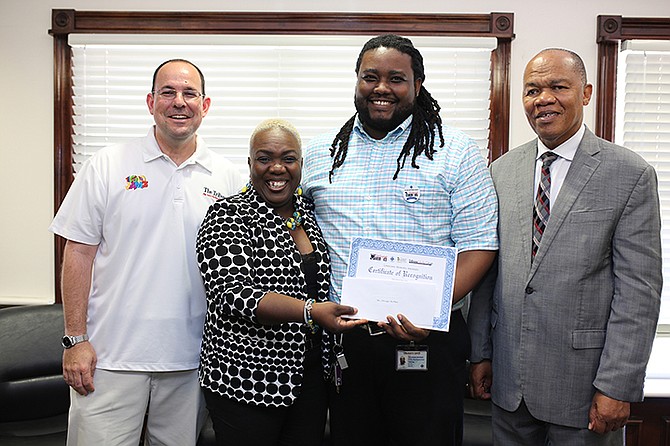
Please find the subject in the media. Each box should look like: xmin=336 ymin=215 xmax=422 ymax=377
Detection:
xmin=347 ymin=237 xmax=457 ymax=330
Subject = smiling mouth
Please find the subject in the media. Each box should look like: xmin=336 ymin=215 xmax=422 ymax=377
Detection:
xmin=267 ymin=180 xmax=288 ymax=191
xmin=536 ymin=111 xmax=559 ymax=121
xmin=370 ymin=99 xmax=394 ymax=107
xmin=169 ymin=114 xmax=191 ymax=120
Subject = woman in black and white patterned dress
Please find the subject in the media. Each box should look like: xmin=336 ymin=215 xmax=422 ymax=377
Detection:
xmin=196 ymin=119 xmax=364 ymax=446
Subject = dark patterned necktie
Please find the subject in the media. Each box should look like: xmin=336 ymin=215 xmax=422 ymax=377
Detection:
xmin=532 ymin=152 xmax=559 ymax=259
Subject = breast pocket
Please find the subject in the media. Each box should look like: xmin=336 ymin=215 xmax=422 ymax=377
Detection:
xmin=569 ymin=209 xmax=614 ymax=223
xmin=388 ymin=182 xmax=451 ymax=239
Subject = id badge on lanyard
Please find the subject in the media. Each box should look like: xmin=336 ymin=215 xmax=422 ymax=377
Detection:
xmin=395 ymin=342 xmax=429 ymax=371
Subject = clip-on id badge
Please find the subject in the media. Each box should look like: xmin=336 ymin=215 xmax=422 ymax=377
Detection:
xmin=395 ymin=342 xmax=429 ymax=371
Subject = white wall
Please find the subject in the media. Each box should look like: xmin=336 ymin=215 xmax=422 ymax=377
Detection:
xmin=1 ymin=0 xmax=669 ymax=304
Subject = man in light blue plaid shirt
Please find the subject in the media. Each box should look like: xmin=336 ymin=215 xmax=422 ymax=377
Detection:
xmin=303 ymin=34 xmax=498 ymax=446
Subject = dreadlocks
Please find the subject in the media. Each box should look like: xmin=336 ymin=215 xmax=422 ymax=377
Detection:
xmin=328 ymin=34 xmax=444 ymax=182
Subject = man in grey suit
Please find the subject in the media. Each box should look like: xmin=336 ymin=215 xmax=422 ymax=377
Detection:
xmin=468 ymin=48 xmax=662 ymax=445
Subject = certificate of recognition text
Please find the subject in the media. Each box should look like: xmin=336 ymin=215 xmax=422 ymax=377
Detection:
xmin=340 ymin=237 xmax=457 ymax=331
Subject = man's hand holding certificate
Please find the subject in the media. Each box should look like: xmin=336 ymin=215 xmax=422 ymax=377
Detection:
xmin=340 ymin=237 xmax=457 ymax=331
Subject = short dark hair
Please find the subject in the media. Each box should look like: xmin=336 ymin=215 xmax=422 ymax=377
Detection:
xmin=151 ymin=59 xmax=206 ymax=95
xmin=541 ymin=48 xmax=588 ymax=86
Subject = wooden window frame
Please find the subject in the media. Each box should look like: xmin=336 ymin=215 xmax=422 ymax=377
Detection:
xmin=596 ymin=18 xmax=670 ymax=446
xmin=595 ymin=15 xmax=670 ymax=141
xmin=49 ymin=9 xmax=515 ymax=302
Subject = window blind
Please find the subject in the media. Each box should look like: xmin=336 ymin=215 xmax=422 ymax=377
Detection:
xmin=616 ymin=40 xmax=670 ymax=324
xmin=69 ymin=34 xmax=496 ymax=177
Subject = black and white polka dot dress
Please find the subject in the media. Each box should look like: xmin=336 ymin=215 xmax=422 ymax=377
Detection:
xmin=196 ymin=187 xmax=331 ymax=408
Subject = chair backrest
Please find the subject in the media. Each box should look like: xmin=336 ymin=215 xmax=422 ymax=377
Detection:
xmin=0 ymin=304 xmax=69 ymax=423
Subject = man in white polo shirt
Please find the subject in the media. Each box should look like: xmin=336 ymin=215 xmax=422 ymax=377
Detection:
xmin=50 ymin=59 xmax=243 ymax=446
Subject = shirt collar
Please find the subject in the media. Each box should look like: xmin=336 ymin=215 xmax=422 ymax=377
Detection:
xmin=353 ymin=114 xmax=413 ymax=142
xmin=141 ymin=126 xmax=214 ymax=172
xmin=536 ymin=123 xmax=585 ymax=162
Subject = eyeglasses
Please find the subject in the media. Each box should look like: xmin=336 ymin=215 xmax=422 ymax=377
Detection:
xmin=152 ymin=89 xmax=204 ymax=102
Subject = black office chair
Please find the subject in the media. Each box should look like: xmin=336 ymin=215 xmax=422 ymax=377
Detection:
xmin=0 ymin=304 xmax=69 ymax=445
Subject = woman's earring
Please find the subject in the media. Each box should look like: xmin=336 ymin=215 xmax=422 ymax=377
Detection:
xmin=296 ymin=184 xmax=303 ymax=196
xmin=241 ymin=181 xmax=252 ymax=193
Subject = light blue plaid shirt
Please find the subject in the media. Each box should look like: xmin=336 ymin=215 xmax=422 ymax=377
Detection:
xmin=303 ymin=115 xmax=499 ymax=306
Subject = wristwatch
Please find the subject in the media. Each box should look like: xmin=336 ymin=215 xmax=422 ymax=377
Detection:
xmin=61 ymin=334 xmax=89 ymax=349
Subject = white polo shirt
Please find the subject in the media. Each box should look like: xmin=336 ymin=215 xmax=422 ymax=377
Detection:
xmin=50 ymin=128 xmax=244 ymax=371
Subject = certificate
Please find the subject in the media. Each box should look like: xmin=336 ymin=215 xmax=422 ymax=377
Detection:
xmin=340 ymin=237 xmax=457 ymax=331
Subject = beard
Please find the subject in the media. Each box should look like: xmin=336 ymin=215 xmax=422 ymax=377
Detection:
xmin=354 ymin=95 xmax=415 ymax=136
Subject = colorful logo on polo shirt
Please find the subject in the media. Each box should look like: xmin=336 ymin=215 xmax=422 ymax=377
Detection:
xmin=125 ymin=175 xmax=149 ymax=190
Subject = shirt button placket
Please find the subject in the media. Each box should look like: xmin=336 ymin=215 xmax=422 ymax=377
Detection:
xmin=174 ymin=170 xmax=184 ymax=204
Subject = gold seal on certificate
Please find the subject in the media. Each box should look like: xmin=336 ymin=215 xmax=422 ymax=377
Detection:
xmin=340 ymin=237 xmax=457 ymax=331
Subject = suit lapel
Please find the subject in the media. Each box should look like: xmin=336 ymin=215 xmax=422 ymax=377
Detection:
xmin=511 ymin=143 xmax=537 ymax=274
xmin=494 ymin=140 xmax=536 ymax=278
xmin=529 ymin=129 xmax=602 ymax=275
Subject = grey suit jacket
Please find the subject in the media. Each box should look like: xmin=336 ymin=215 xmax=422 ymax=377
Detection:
xmin=468 ymin=128 xmax=662 ymax=428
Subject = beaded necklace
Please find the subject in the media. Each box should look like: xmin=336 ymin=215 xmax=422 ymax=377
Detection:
xmin=285 ymin=211 xmax=303 ymax=231
xmin=242 ymin=182 xmax=304 ymax=230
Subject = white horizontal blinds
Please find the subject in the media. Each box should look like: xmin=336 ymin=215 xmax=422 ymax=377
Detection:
xmin=70 ymin=35 xmax=496 ymax=176
xmin=422 ymin=47 xmax=493 ymax=158
xmin=616 ymin=40 xmax=670 ymax=324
